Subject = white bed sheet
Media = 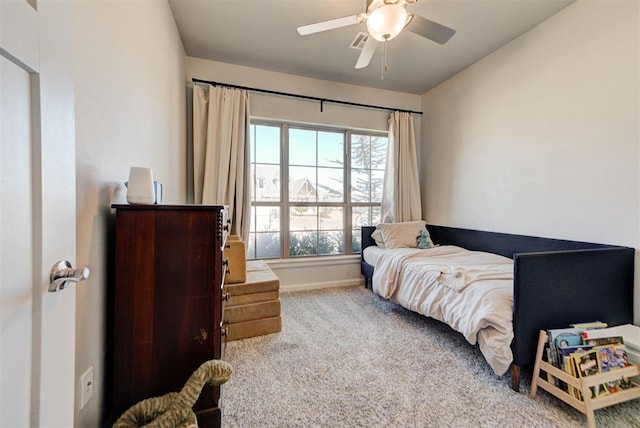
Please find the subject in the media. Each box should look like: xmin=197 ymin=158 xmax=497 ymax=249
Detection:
xmin=363 ymin=245 xmax=412 ymax=266
xmin=369 ymin=245 xmax=514 ymax=375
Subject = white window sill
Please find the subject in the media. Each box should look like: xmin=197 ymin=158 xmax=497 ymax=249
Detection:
xmin=263 ymin=254 xmax=360 ymax=270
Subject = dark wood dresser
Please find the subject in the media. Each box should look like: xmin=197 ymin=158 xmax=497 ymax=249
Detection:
xmin=110 ymin=204 xmax=228 ymax=426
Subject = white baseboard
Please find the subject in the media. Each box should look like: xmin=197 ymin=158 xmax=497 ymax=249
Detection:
xmin=280 ymin=278 xmax=363 ymax=292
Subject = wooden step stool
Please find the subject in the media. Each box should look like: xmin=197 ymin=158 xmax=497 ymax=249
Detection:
xmin=223 ymin=260 xmax=281 ymax=341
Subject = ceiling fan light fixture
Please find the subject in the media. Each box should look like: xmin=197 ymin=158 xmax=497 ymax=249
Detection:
xmin=366 ymin=4 xmax=408 ymax=42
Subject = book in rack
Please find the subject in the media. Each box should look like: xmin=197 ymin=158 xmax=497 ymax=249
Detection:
xmin=531 ymin=329 xmax=640 ymax=428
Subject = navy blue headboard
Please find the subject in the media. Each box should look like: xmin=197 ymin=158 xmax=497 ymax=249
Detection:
xmin=426 ymin=224 xmax=611 ymax=258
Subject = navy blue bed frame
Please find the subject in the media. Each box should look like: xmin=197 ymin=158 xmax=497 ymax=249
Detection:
xmin=360 ymin=225 xmax=635 ymax=391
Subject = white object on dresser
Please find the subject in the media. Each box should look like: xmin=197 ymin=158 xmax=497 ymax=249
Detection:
xmin=126 ymin=166 xmax=155 ymax=204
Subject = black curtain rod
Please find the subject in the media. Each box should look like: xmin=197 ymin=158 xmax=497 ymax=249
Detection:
xmin=191 ymin=78 xmax=423 ymax=115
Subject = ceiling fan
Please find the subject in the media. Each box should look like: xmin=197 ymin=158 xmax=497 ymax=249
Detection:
xmin=297 ymin=0 xmax=456 ymax=72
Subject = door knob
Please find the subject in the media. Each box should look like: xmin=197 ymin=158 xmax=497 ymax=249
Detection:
xmin=49 ymin=260 xmax=90 ymax=292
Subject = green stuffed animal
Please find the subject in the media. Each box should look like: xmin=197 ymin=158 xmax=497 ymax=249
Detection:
xmin=417 ymin=229 xmax=434 ymax=249
xmin=113 ymin=360 xmax=232 ymax=428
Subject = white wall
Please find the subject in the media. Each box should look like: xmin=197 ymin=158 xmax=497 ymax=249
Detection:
xmin=187 ymin=57 xmax=422 ymax=132
xmin=186 ymin=57 xmax=422 ymax=289
xmin=421 ymin=0 xmax=640 ymax=322
xmin=73 ymin=0 xmax=186 ymax=425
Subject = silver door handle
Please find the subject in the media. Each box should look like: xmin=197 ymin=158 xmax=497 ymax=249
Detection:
xmin=49 ymin=260 xmax=90 ymax=292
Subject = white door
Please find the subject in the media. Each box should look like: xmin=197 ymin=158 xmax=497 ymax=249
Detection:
xmin=1 ymin=0 xmax=77 ymax=426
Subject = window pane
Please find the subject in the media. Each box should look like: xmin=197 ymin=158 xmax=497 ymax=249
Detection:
xmin=289 ymin=166 xmax=317 ymax=202
xmin=352 ymin=206 xmax=370 ymax=228
xmin=250 ymin=164 xmax=256 ymax=200
xmin=371 ymin=169 xmax=385 ymax=202
xmin=319 ymin=207 xmax=343 ymax=230
xmin=318 ymin=131 xmax=343 ymax=167
xmin=351 ymin=135 xmax=371 ymax=169
xmin=318 ymin=231 xmax=343 ymax=255
xmin=249 ymin=206 xmax=256 ymax=232
xmin=289 ymin=128 xmax=316 ymax=166
xmin=255 ymin=125 xmax=280 ymax=165
xmin=317 ymin=167 xmax=343 ymax=202
xmin=352 ymin=229 xmax=362 ymax=253
xmin=370 ymin=136 xmax=387 ymax=169
xmin=255 ymin=206 xmax=280 ymax=232
xmin=247 ymin=234 xmax=256 ymax=259
xmin=250 ymin=125 xmax=256 ymax=164
xmin=290 ymin=206 xmax=317 ymax=232
xmin=290 ymin=231 xmax=318 ymax=256
xmin=372 ymin=206 xmax=381 ymax=225
xmin=256 ymin=233 xmax=280 ymax=258
xmin=351 ymin=169 xmax=370 ymax=202
xmin=254 ymin=164 xmax=280 ymax=202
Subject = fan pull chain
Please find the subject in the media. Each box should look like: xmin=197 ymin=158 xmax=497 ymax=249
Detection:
xmin=381 ymin=38 xmax=388 ymax=80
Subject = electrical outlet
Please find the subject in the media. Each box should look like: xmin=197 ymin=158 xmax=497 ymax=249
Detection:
xmin=80 ymin=366 xmax=94 ymax=409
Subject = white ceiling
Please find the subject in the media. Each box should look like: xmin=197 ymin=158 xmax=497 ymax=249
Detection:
xmin=169 ymin=0 xmax=575 ymax=95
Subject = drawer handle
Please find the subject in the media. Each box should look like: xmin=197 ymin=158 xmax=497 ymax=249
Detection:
xmin=221 ymin=327 xmax=227 ymax=337
xmin=223 ymin=224 xmax=229 ymax=232
xmin=223 ymin=259 xmax=229 ymax=266
xmin=223 ymin=292 xmax=230 ymax=302
xmin=225 ymin=243 xmax=231 ymax=249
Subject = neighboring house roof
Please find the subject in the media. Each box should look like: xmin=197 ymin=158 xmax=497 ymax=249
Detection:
xmin=255 ymin=173 xmax=342 ymax=202
xmin=289 ymin=178 xmax=316 ymax=198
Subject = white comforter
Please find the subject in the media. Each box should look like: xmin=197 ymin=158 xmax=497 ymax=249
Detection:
xmin=371 ymin=245 xmax=514 ymax=375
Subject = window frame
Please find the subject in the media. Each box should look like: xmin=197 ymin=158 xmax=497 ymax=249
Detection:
xmin=249 ymin=118 xmax=387 ymax=259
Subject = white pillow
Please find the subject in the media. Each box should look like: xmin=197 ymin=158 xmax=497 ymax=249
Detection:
xmin=371 ymin=229 xmax=385 ymax=248
xmin=375 ymin=220 xmax=427 ymax=249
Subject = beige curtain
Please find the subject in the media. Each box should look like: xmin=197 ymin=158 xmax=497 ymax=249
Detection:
xmin=381 ymin=111 xmax=422 ymax=223
xmin=193 ymin=84 xmax=251 ymax=242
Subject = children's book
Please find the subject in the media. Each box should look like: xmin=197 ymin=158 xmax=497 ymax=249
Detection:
xmin=572 ymin=348 xmax=602 ymax=399
xmin=598 ymin=345 xmax=630 ymax=372
xmin=551 ymin=328 xmax=586 ymax=349
xmin=596 ymin=344 xmax=632 ymax=395
xmin=581 ymin=325 xmax=631 ymax=343
xmin=559 ymin=343 xmax=594 ymax=395
xmin=560 ymin=350 xmax=588 ymax=398
xmin=547 ymin=327 xmax=586 ymax=368
xmin=559 ymin=344 xmax=594 ymax=359
xmin=573 ymin=348 xmax=598 ymax=378
xmin=562 ymin=354 xmax=578 ymax=398
xmin=583 ymin=336 xmax=624 ymax=347
xmin=571 ymin=321 xmax=608 ymax=329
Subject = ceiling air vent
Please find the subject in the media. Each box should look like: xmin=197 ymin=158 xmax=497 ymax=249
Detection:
xmin=349 ymin=32 xmax=369 ymax=50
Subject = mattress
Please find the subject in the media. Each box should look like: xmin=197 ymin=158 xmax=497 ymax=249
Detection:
xmin=369 ymin=245 xmax=514 ymax=375
xmin=363 ymin=246 xmax=418 ymax=266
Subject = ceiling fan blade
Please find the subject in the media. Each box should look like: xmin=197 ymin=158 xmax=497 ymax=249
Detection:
xmin=355 ymin=36 xmax=377 ymax=69
xmin=405 ymin=14 xmax=456 ymax=44
xmin=297 ymin=14 xmax=362 ymax=36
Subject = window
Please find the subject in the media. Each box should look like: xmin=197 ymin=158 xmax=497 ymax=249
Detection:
xmin=248 ymin=121 xmax=387 ymax=259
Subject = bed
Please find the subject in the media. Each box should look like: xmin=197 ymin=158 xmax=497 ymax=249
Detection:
xmin=360 ymin=223 xmax=635 ymax=391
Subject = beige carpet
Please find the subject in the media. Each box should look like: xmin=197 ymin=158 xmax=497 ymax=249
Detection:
xmin=221 ymin=286 xmax=640 ymax=427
